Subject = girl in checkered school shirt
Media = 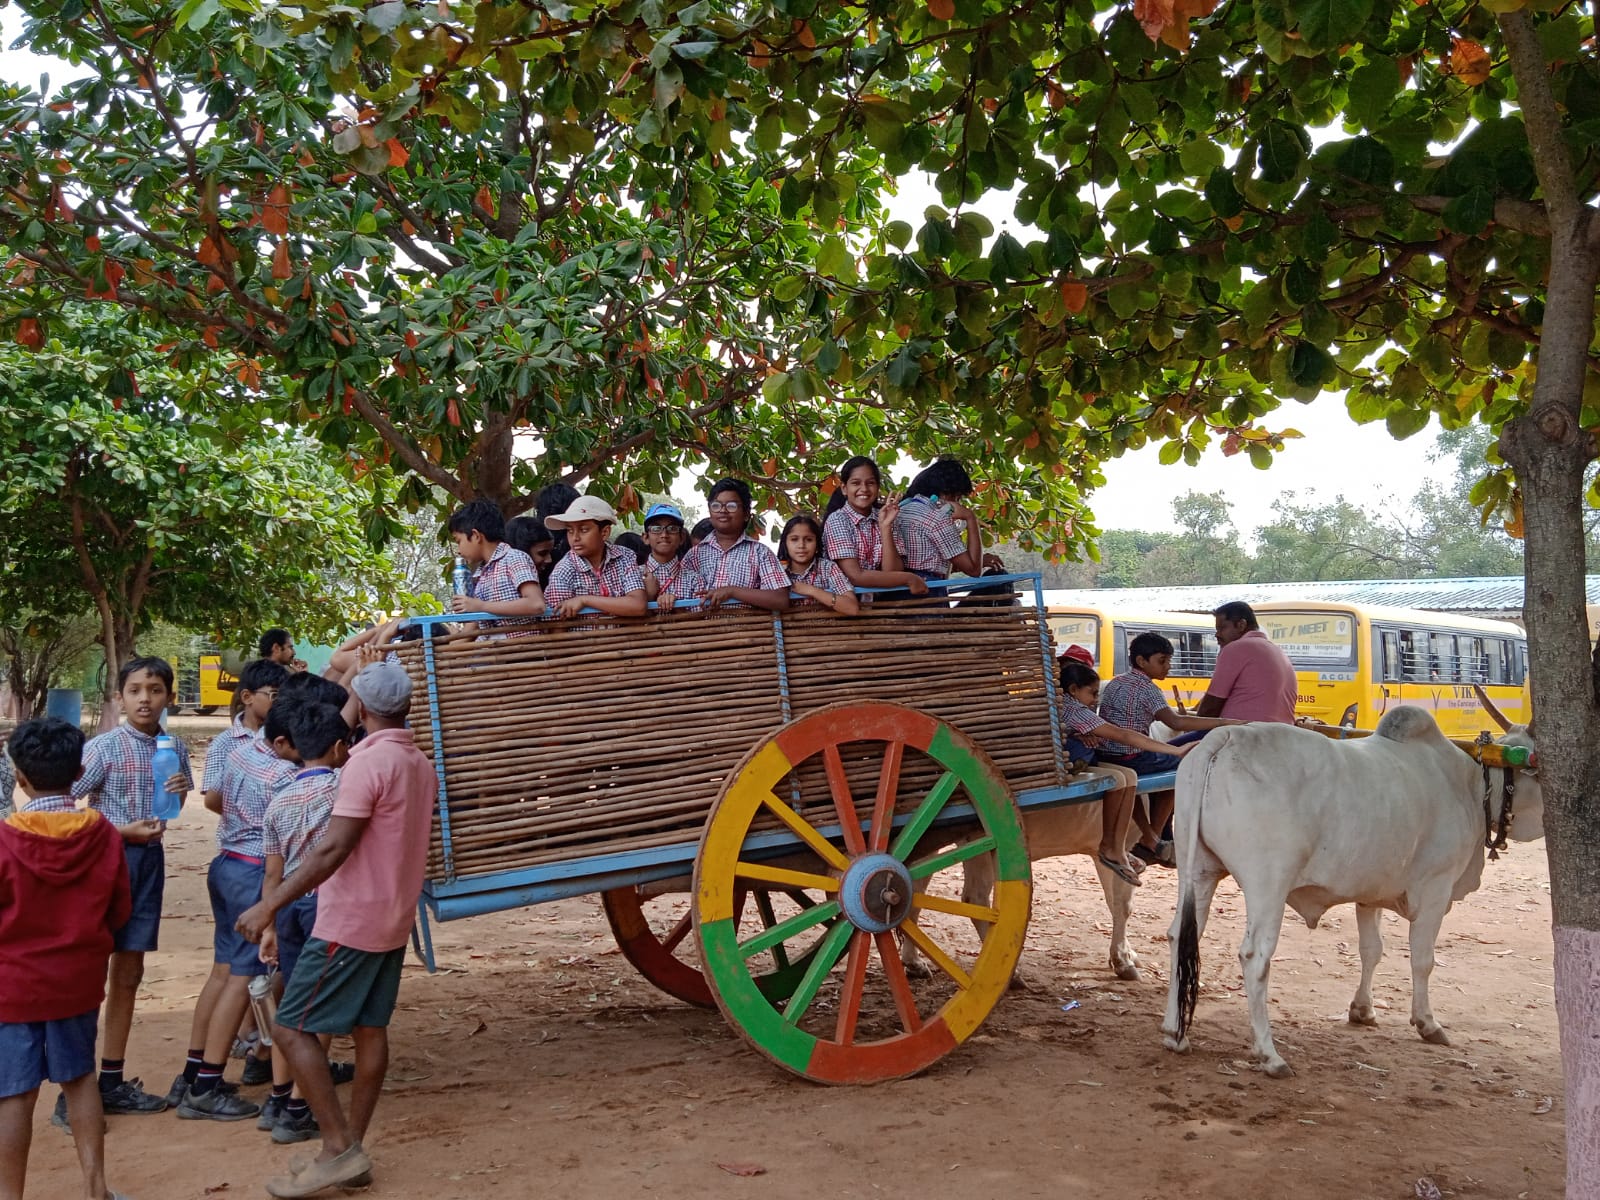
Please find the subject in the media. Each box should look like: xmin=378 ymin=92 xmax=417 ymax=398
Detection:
xmin=778 ymin=514 xmax=860 ymax=615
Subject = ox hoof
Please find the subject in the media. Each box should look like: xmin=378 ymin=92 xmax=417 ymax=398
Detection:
xmin=1348 ymin=1005 xmax=1379 ymax=1027
xmin=1112 ymin=960 xmax=1141 ymax=982
xmin=1263 ymin=1058 xmax=1295 ymax=1079
xmin=1161 ymin=1032 xmax=1190 ymax=1054
xmin=902 ymin=958 xmax=933 ymax=981
xmin=1415 ymin=1023 xmax=1451 ymax=1046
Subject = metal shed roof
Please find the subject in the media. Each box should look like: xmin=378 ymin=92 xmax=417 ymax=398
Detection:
xmin=1039 ymin=576 xmax=1600 ymax=618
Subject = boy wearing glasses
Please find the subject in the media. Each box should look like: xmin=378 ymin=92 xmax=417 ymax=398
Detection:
xmin=639 ymin=502 xmax=706 ymax=610
xmin=683 ymin=479 xmax=791 ymax=613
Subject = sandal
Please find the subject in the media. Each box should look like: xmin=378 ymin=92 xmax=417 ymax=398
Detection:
xmin=1097 ymin=852 xmax=1144 ymax=887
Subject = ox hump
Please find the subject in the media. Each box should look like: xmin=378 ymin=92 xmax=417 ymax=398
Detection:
xmin=1373 ymin=705 xmax=1451 ymax=745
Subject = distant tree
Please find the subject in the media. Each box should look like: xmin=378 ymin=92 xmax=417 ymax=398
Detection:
xmin=0 ymin=612 xmax=99 ymax=721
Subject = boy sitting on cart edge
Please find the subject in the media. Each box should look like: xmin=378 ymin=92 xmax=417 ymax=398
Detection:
xmin=447 ymin=499 xmax=546 ymax=634
xmin=682 ymin=479 xmax=791 ymax=613
xmin=640 ymin=502 xmax=707 ymax=611
xmin=541 ymin=496 xmax=649 ymax=620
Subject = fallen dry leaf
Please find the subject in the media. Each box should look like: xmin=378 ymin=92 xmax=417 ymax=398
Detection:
xmin=716 ymin=1162 xmax=767 ymax=1177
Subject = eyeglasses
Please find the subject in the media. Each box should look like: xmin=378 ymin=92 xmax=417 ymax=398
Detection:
xmin=708 ymin=501 xmax=745 ymax=513
xmin=645 ymin=524 xmax=680 ymax=535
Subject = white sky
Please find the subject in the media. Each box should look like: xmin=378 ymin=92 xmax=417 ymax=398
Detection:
xmin=0 ymin=18 xmax=1447 ymax=538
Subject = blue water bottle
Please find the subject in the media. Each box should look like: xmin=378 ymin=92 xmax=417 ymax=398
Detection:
xmin=452 ymin=555 xmax=472 ymax=597
xmin=151 ymin=734 xmax=182 ymax=821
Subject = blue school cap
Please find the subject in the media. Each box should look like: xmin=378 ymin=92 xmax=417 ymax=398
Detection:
xmin=643 ymin=502 xmax=686 ymax=526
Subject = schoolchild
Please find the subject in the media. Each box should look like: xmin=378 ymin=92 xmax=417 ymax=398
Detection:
xmin=535 ymin=482 xmax=581 ymax=567
xmin=1 ymin=718 xmax=133 ymax=1200
xmin=682 ymin=479 xmax=791 ymax=613
xmin=172 ymin=697 xmax=300 ymax=1121
xmin=613 ymin=531 xmax=650 ymax=566
xmin=639 ymin=502 xmax=707 ymax=610
xmin=689 ymin=517 xmax=713 ymax=548
xmin=256 ymin=702 xmax=350 ymax=1145
xmin=896 ymin=458 xmax=984 ymax=580
xmin=1096 ymin=630 xmax=1241 ymax=867
xmin=505 ymin=515 xmax=556 ymax=586
xmin=778 ymin=514 xmax=860 ymax=615
xmin=541 ymin=496 xmax=649 ymax=619
xmin=201 ymin=659 xmax=289 ymax=814
xmin=822 ymin=456 xmax=928 ymax=596
xmin=1057 ymin=660 xmax=1198 ymax=887
xmin=69 ymin=656 xmax=193 ymax=1116
xmin=446 ymin=499 xmax=545 ymax=629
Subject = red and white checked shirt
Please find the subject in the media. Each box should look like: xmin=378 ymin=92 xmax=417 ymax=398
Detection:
xmin=644 ymin=554 xmax=707 ymax=600
xmin=543 ymin=542 xmax=646 ymax=609
xmin=892 ymin=496 xmax=967 ymax=577
xmin=823 ymin=506 xmax=897 ymax=570
xmin=72 ymin=725 xmax=194 ymax=826
xmin=262 ymin=766 xmax=340 ymax=880
xmin=1095 ymin=670 xmax=1169 ymax=757
xmin=469 ymin=541 xmax=542 ymax=629
xmin=684 ymin=534 xmax=789 ymax=604
xmin=786 ymin=557 xmax=855 ymax=607
xmin=1061 ymin=697 xmax=1107 ymax=743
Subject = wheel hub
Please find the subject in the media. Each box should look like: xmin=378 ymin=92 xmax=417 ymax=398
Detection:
xmin=839 ymin=852 xmax=914 ymax=934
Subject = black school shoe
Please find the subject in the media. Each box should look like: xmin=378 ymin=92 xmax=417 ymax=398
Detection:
xmin=329 ymin=1060 xmax=356 ymax=1086
xmin=99 ymin=1078 xmax=169 ymax=1114
xmin=177 ymin=1087 xmax=260 ymax=1122
xmin=240 ymin=1054 xmax=274 ymax=1086
xmin=270 ymin=1105 xmax=320 ymax=1144
xmin=256 ymin=1093 xmax=287 ymax=1131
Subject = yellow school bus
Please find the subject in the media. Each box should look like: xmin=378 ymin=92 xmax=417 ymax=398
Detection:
xmin=197 ymin=654 xmax=238 ymax=714
xmin=1042 ymin=601 xmax=1219 ymax=713
xmin=1253 ymin=601 xmax=1528 ymax=735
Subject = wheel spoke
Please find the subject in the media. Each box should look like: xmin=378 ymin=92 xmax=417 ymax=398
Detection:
xmin=867 ymin=740 xmax=905 ymax=852
xmin=899 ymin=919 xmax=973 ymax=989
xmin=873 ymin=931 xmax=923 ymax=1034
xmin=739 ymin=900 xmax=840 ymax=959
xmin=907 ymin=835 xmax=997 ymax=881
xmin=753 ymin=890 xmax=789 ymax=970
xmin=734 ymin=861 xmax=839 ymax=893
xmin=832 ymin=931 xmax=872 ymax=1046
xmin=662 ymin=909 xmax=693 ymax=952
xmin=823 ymin=743 xmax=867 ymax=856
xmin=783 ymin=920 xmax=856 ymax=1025
xmin=761 ymin=791 xmax=851 ymax=871
xmin=911 ymin=892 xmax=1000 ymax=925
xmin=888 ymin=771 xmax=961 ymax=861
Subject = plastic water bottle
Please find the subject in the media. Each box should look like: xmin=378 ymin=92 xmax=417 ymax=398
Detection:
xmin=452 ymin=555 xmax=472 ymax=596
xmin=151 ymin=735 xmax=182 ymax=821
xmin=247 ymin=973 xmax=277 ymax=1047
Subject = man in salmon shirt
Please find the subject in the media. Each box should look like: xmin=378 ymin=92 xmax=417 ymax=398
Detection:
xmin=235 ymin=657 xmax=435 ymax=1198
xmin=1197 ymin=601 xmax=1300 ymax=724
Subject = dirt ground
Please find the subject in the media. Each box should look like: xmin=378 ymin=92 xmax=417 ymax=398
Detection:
xmin=19 ymin=725 xmax=1565 ymax=1200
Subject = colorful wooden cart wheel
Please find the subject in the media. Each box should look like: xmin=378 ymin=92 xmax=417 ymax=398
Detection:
xmin=693 ymin=701 xmax=1032 ymax=1084
xmin=603 ymin=885 xmax=826 ymax=1009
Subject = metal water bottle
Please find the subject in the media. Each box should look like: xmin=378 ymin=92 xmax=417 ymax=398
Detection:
xmin=451 ymin=555 xmax=472 ymax=596
xmin=247 ymin=973 xmax=277 ymax=1048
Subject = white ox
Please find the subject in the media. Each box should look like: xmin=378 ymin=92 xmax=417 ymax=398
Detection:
xmin=1160 ymin=704 xmax=1542 ymax=1078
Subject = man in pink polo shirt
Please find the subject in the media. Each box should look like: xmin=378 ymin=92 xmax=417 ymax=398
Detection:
xmin=1197 ymin=601 xmax=1299 ymax=723
xmin=235 ymin=657 xmax=435 ymax=1197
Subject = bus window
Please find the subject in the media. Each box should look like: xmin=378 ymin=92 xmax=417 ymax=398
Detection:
xmin=1432 ymin=633 xmax=1457 ymax=681
xmin=1460 ymin=636 xmax=1486 ymax=682
xmin=1487 ymin=639 xmax=1506 ymax=684
xmin=1381 ymin=631 xmax=1402 ymax=682
xmin=1398 ymin=630 xmax=1428 ymax=681
xmin=1514 ymin=642 xmax=1528 ymax=685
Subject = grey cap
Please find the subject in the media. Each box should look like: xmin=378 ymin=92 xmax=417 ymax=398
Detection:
xmin=351 ymin=660 xmax=413 ymax=718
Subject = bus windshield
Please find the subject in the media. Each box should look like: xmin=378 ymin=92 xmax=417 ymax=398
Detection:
xmin=1048 ymin=613 xmax=1099 ymax=651
xmin=1260 ymin=610 xmax=1358 ymax=668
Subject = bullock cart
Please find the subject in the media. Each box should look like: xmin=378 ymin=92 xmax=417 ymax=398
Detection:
xmin=392 ymin=576 xmax=1175 ymax=1084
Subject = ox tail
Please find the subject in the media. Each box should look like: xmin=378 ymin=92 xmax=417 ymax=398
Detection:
xmin=1173 ymin=728 xmax=1229 ymax=1045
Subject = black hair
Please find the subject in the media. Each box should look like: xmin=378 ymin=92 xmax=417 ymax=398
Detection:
xmin=263 ymin=698 xmax=294 ymax=745
xmin=448 ymin=498 xmax=506 ymax=543
xmin=287 ymin=702 xmax=349 ymax=762
xmin=258 ymin=628 xmax=291 ymax=658
xmin=394 ymin=621 xmax=424 ymax=643
xmin=8 ymin=717 xmax=85 ymax=791
xmin=690 ymin=517 xmax=713 ymax=543
xmin=535 ymin=483 xmax=582 ymax=521
xmin=1059 ymin=660 xmax=1100 ymax=692
xmin=505 ymin=515 xmax=552 ymax=554
xmin=825 ymin=456 xmax=881 ymax=517
xmin=1213 ymin=601 xmax=1259 ymax=629
xmin=777 ymin=513 xmax=825 ymax=564
xmin=280 ymin=671 xmax=350 ymax=709
xmin=117 ymin=655 xmax=173 ymax=694
xmin=706 ymin=477 xmax=752 ymax=510
xmin=1128 ymin=631 xmax=1175 ymax=664
xmin=237 ymin=658 xmax=290 ymax=695
xmin=613 ymin=531 xmax=650 ymax=565
xmin=905 ymin=458 xmax=973 ymax=500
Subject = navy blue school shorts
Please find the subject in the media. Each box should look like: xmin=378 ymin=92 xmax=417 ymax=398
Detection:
xmin=208 ymin=853 xmax=269 ymax=977
xmin=274 ymin=893 xmax=319 ymax=985
xmin=114 ymin=842 xmax=165 ymax=953
xmin=0 ymin=1009 xmax=99 ymax=1098
xmin=1098 ymin=749 xmax=1183 ymax=776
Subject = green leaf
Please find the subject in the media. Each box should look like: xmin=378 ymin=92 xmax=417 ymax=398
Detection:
xmin=1284 ymin=259 xmax=1321 ymax=307
xmin=1346 ymin=58 xmax=1400 ymax=127
xmin=886 ymin=348 xmax=922 ymax=389
xmin=761 ymin=371 xmax=792 ymax=403
xmin=364 ymin=1 xmax=407 ymax=33
xmin=1257 ymin=122 xmax=1308 ymax=185
xmin=1288 ymin=341 xmax=1333 ymax=388
xmin=1442 ymin=188 xmax=1496 ymax=235
xmin=1386 ymin=406 xmax=1430 ymax=439
xmin=989 ymin=232 xmax=1032 ymax=282
xmin=1205 ymin=167 xmax=1243 ymax=218
xmin=1288 ymin=0 xmax=1374 ymax=51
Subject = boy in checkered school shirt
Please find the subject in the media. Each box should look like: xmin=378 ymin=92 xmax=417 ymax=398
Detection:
xmin=68 ymin=656 xmax=193 ymax=1116
xmin=895 ymin=458 xmax=985 ymax=580
xmin=201 ymin=659 xmax=288 ymax=813
xmin=541 ymin=495 xmax=649 ymax=619
xmin=255 ymin=701 xmax=350 ymax=1142
xmin=639 ymin=502 xmax=707 ymax=610
xmin=447 ymin=498 xmax=545 ymax=631
xmin=683 ymin=478 xmax=791 ymax=613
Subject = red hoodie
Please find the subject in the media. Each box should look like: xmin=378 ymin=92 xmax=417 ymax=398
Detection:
xmin=0 ymin=809 xmax=131 ymax=1023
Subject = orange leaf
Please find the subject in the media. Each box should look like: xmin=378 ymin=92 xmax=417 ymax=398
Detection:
xmin=794 ymin=20 xmax=816 ymax=49
xmin=927 ymin=0 xmax=955 ymax=19
xmin=762 ymin=457 xmax=780 ymax=477
xmin=746 ymin=39 xmax=771 ymax=69
xmin=15 ymin=318 xmax=43 ymax=349
xmin=202 ymin=327 xmax=219 ymax=349
xmin=446 ymin=398 xmax=461 ymax=427
xmin=271 ymin=238 xmax=293 ymax=280
xmin=1450 ymin=38 xmax=1491 ymax=86
xmin=261 ymin=183 xmax=290 ymax=236
xmin=1059 ymin=280 xmax=1088 ymax=314
xmin=387 ymin=138 xmax=409 ymax=168
xmin=84 ymin=234 xmax=101 ymax=252
xmin=474 ymin=185 xmax=496 ymax=217
xmin=617 ymin=483 xmax=640 ymax=515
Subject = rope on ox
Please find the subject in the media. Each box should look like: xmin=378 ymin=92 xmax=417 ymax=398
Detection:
xmin=1475 ymin=730 xmax=1516 ymax=860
